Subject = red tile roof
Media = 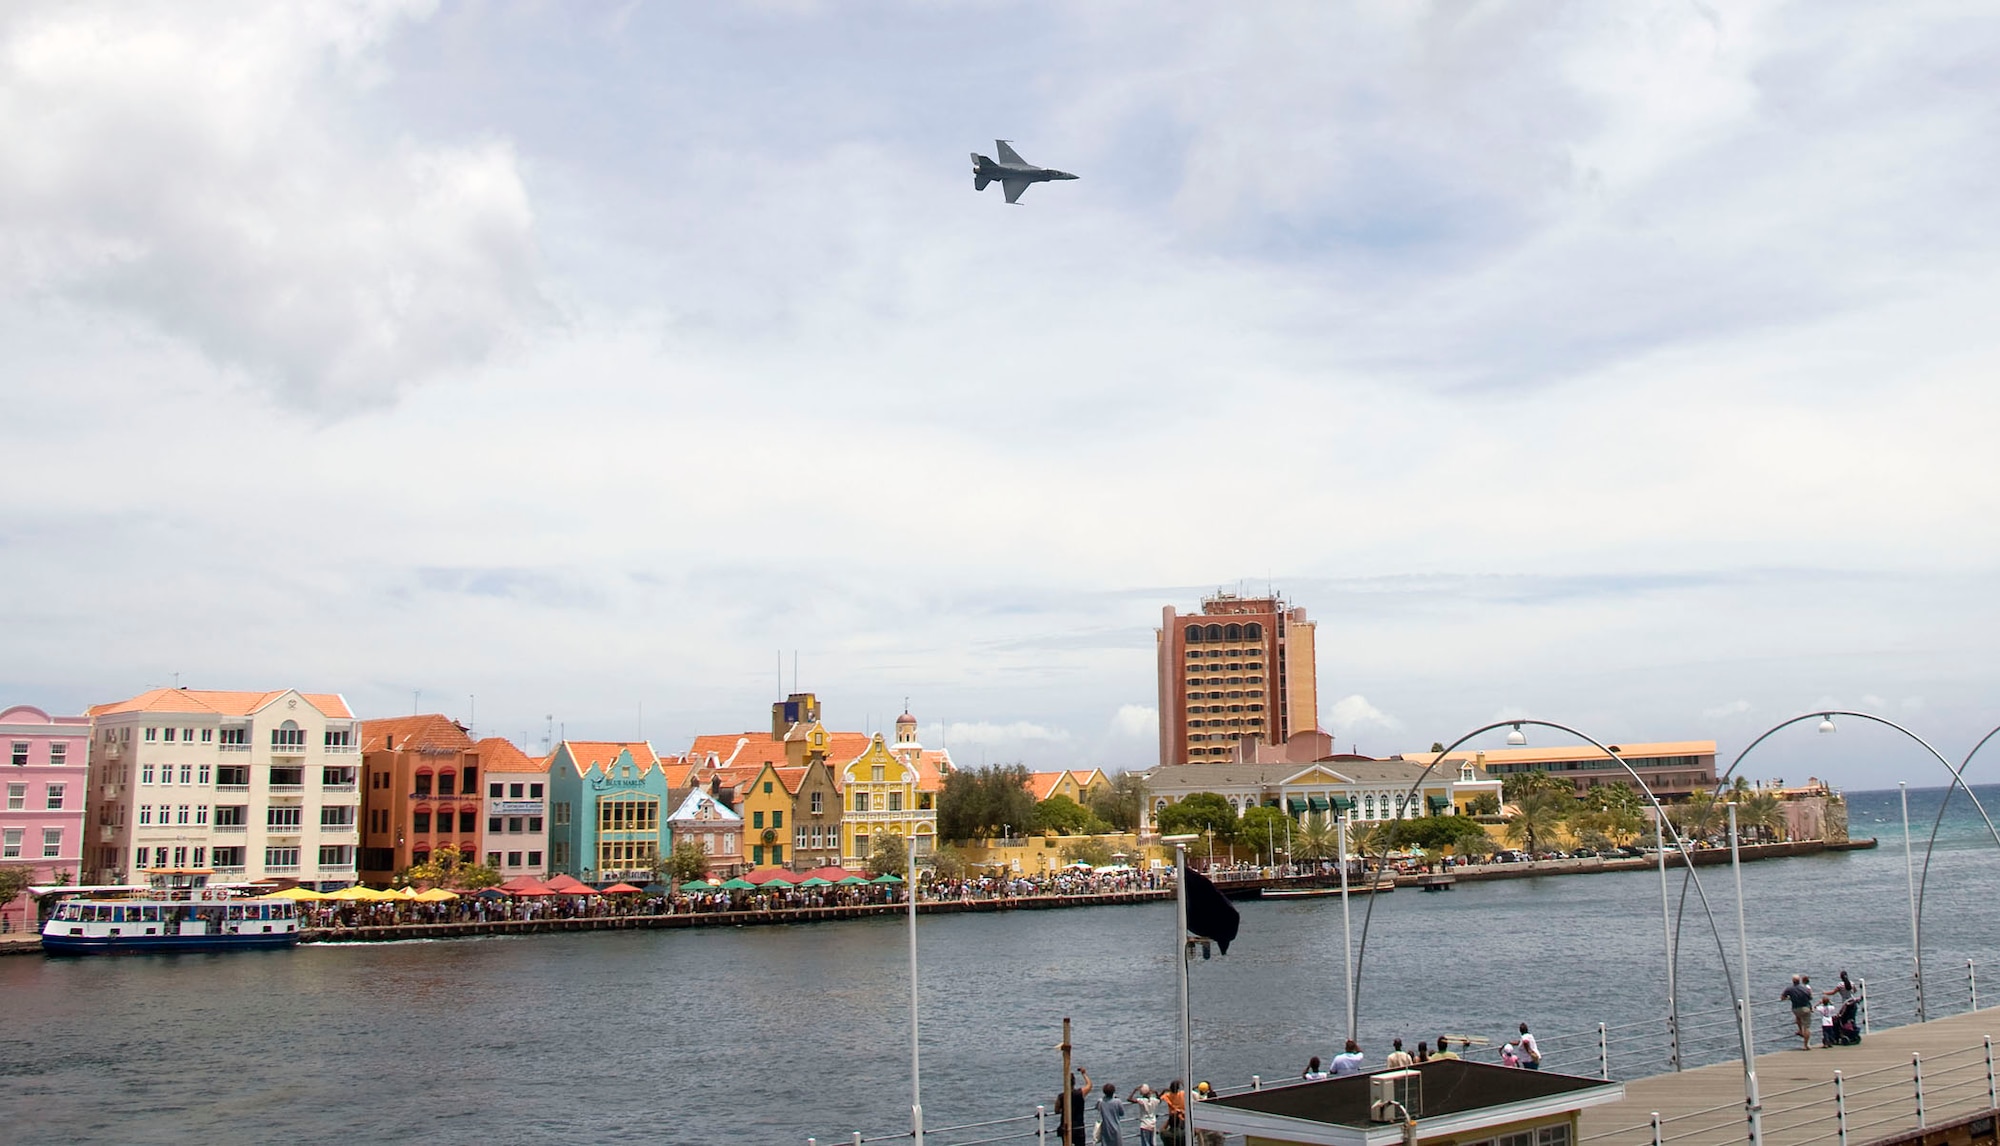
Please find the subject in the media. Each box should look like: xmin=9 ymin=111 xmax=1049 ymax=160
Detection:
xmin=473 ymin=736 xmax=547 ymax=774
xmin=360 ymin=715 xmax=474 ymax=754
xmin=556 ymin=741 xmax=664 ymax=778
xmin=92 ymin=687 xmax=354 ymax=720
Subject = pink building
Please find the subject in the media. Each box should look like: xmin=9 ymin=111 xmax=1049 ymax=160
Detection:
xmin=1 ymin=704 xmax=90 ymax=934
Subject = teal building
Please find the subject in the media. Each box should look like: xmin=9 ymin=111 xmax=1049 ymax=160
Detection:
xmin=546 ymin=741 xmax=672 ymax=884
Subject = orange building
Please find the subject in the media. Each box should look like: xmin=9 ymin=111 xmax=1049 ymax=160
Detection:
xmin=359 ymin=715 xmax=484 ymax=884
xmin=1156 ymin=593 xmax=1319 ymax=766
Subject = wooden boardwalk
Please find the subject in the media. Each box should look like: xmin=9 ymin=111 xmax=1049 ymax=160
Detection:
xmin=1578 ymin=1005 xmax=2000 ymax=1145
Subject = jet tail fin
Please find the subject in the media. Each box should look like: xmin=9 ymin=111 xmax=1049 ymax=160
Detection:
xmin=974 ymin=173 xmax=991 ymax=191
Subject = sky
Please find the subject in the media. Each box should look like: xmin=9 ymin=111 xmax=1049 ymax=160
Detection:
xmin=2 ymin=1 xmax=1996 ymax=790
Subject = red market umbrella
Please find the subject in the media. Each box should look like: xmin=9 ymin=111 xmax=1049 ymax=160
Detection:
xmin=545 ymin=874 xmax=590 ymax=892
xmin=502 ymin=878 xmax=557 ymax=896
xmin=600 ymin=882 xmax=645 ymax=894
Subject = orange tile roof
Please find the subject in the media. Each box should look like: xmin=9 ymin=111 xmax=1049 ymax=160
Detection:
xmin=684 ymin=730 xmax=875 ymax=771
xmin=360 ymin=715 xmax=474 ymax=754
xmin=1411 ymin=741 xmax=1718 ymax=764
xmin=91 ymin=687 xmax=355 ymax=720
xmin=773 ymin=766 xmax=808 ymax=795
xmin=557 ymin=740 xmax=663 ymax=778
xmin=1026 ymin=771 xmax=1071 ymax=802
xmin=473 ymin=737 xmax=547 ymax=774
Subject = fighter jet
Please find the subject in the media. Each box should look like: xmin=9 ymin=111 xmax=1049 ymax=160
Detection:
xmin=971 ymin=140 xmax=1078 ymax=204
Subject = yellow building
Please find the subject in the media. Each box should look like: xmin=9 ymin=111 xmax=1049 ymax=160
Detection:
xmin=841 ymin=712 xmax=941 ymax=864
xmin=1027 ymin=768 xmax=1111 ymax=806
xmin=740 ymin=761 xmax=805 ymax=870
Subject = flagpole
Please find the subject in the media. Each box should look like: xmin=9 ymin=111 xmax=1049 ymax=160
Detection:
xmin=1170 ymin=836 xmax=1196 ymax=1146
xmin=909 ymin=840 xmax=923 ymax=1146
xmin=1339 ymin=810 xmax=1355 ymax=1042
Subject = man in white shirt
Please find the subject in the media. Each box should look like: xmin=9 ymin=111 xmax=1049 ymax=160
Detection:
xmin=1517 ymin=1022 xmax=1542 ymax=1070
xmin=1331 ymin=1039 xmax=1366 ymax=1075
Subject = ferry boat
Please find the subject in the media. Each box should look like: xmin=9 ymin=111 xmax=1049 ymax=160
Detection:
xmin=39 ymin=868 xmax=301 ymax=955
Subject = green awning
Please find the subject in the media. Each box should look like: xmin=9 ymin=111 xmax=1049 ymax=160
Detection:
xmin=1308 ymin=796 xmax=1329 ymax=812
xmin=1329 ymin=796 xmax=1355 ymax=812
xmin=1427 ymin=794 xmax=1452 ymax=813
xmin=1287 ymin=798 xmax=1309 ymax=814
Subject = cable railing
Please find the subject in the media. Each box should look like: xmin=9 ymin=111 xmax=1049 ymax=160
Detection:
xmin=805 ymin=962 xmax=1997 ymax=1144
xmin=1577 ymin=1036 xmax=2000 ymax=1146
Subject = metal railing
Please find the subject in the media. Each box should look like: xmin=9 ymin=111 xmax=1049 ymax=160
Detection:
xmin=1579 ymin=1036 xmax=1999 ymax=1146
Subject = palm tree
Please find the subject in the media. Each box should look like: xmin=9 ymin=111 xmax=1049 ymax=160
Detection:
xmin=1295 ymin=818 xmax=1337 ymax=863
xmin=1740 ymin=790 xmax=1784 ymax=843
xmin=1674 ymin=791 xmax=1723 ymax=844
xmin=1505 ymin=792 xmax=1568 ymax=856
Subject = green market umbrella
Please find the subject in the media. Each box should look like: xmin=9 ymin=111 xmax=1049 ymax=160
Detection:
xmin=760 ymin=874 xmax=796 ymax=887
xmin=870 ymin=873 xmax=903 ymax=883
xmin=836 ymin=876 xmax=869 ymax=885
xmin=719 ymin=878 xmax=758 ymax=890
xmin=679 ymin=880 xmax=713 ymax=892
xmin=798 ymin=877 xmax=832 ymax=887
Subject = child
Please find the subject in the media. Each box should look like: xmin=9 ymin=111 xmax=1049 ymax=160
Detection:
xmin=1501 ymin=1041 xmax=1521 ymax=1068
xmin=1816 ymin=998 xmax=1838 ymax=1048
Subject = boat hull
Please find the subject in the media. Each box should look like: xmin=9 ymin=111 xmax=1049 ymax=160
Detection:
xmin=41 ymin=932 xmax=299 ymax=956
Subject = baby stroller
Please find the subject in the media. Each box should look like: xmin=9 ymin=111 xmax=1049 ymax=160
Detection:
xmin=1830 ymin=999 xmax=1862 ymax=1046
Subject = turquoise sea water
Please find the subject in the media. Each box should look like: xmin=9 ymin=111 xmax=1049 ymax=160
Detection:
xmin=2 ymin=784 xmax=1996 ymax=1144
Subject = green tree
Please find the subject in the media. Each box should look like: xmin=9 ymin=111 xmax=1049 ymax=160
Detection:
xmin=937 ymin=764 xmax=1039 ymax=841
xmin=1504 ymin=792 xmax=1568 ymax=856
xmin=0 ymin=865 xmax=34 ymax=918
xmin=1738 ymin=790 xmax=1784 ymax=843
xmin=929 ymin=841 xmax=968 ymax=880
xmin=1060 ymin=837 xmax=1115 ymax=868
xmin=1294 ymin=818 xmax=1338 ymax=862
xmin=401 ymin=844 xmax=500 ymax=890
xmin=663 ymin=839 xmax=709 ymax=884
xmin=1238 ymin=805 xmax=1292 ymax=862
xmin=1501 ymin=769 xmax=1575 ymax=804
xmin=1430 ymin=742 xmax=1446 ymax=754
xmin=1376 ymin=814 xmax=1490 ymax=854
xmin=1033 ymin=794 xmax=1108 ymax=836
xmin=1154 ymin=793 xmax=1238 ymax=842
xmin=1592 ymin=781 xmax=1647 ymax=816
xmin=1086 ymin=771 xmax=1147 ymax=832
xmin=1465 ymin=792 xmax=1502 ymax=817
xmin=1674 ymin=791 xmax=1723 ymax=843
xmin=865 ymin=831 xmax=909 ymax=879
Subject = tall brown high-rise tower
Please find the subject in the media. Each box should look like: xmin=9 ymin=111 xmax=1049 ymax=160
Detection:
xmin=1156 ymin=593 xmax=1319 ymax=766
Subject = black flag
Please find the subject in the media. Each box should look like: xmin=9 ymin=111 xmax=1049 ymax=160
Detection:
xmin=1184 ymin=868 xmax=1241 ymax=955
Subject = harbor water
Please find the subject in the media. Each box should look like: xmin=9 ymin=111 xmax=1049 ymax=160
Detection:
xmin=4 ymin=785 xmax=1998 ymax=1144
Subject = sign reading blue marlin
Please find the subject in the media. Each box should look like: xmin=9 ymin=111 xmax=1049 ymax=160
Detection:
xmin=970 ymin=140 xmax=1078 ymax=204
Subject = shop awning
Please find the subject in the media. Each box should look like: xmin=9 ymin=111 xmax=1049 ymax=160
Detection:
xmin=1427 ymin=794 xmax=1453 ymax=814
xmin=1286 ymin=798 xmax=1309 ymax=814
xmin=1307 ymin=796 xmax=1329 ymax=812
xmin=1329 ymin=795 xmax=1355 ymax=813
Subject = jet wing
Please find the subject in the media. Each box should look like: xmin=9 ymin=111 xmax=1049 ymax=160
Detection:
xmin=996 ymin=140 xmax=1026 ymax=165
xmin=1002 ymin=178 xmax=1032 ymax=204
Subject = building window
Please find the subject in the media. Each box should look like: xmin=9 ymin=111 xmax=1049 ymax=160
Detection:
xmin=321 ymin=806 xmax=354 ymax=828
xmin=551 ymin=842 xmax=570 ymax=867
xmin=324 ymin=728 xmax=351 ymax=749
xmin=141 ymin=764 xmax=155 ymax=785
xmin=269 ymin=767 xmax=303 ymax=788
xmin=192 ymin=846 xmax=206 ymax=866
xmin=216 ymin=805 xmax=246 ymax=827
xmin=489 ymin=782 xmax=503 ymax=798
xmin=528 ymin=850 xmax=542 ymax=867
xmin=9 ymin=742 xmax=27 ymax=766
xmin=318 ymin=845 xmax=354 ymax=867
xmin=796 ymin=827 xmax=808 ymax=850
xmin=871 ymin=765 xmax=885 ymax=782
xmin=265 ymin=847 xmax=301 ymax=869
xmin=455 ymin=809 xmax=473 ymax=833
xmin=855 ymin=834 xmax=870 ymax=857
xmin=5 ymin=783 xmax=22 ymax=810
xmin=413 ymin=811 xmax=431 ymax=833
xmin=530 ymin=783 xmax=544 ymax=798
xmin=163 ymin=727 xmax=176 ymax=743
xmin=267 ymin=806 xmax=301 ymax=830
xmin=811 ymin=791 xmax=823 ymax=815
xmin=152 ymin=846 xmax=168 ymax=868
xmin=553 ymin=802 xmax=570 ymax=826
xmin=488 ymin=851 xmax=504 ymax=867
xmin=752 ymin=810 xmax=765 ymax=828
xmin=597 ymin=797 xmax=659 ymax=834
xmin=771 ymin=845 xmax=783 ymax=864
xmin=438 ymin=772 xmax=456 ymax=797
xmin=211 ymin=846 xmax=243 ymax=868
xmin=752 ymin=845 xmax=764 ymax=865
xmin=528 ymin=816 xmax=542 ymax=832
xmin=179 ymin=764 xmax=193 ymax=785
xmin=172 ymin=845 xmax=187 ymax=867
xmin=503 ymin=782 xmax=520 ymax=798
xmin=415 ymin=773 xmax=433 ymax=797
xmin=200 ymin=729 xmax=212 ymax=743
xmin=489 ymin=816 xmax=504 ymax=834
xmin=145 ymin=727 xmax=157 ymax=742
xmin=772 ymin=810 xmax=783 ymax=829
xmin=1 ymin=829 xmax=20 ymax=857
xmin=219 ymin=727 xmax=247 ymax=747
xmin=139 ymin=805 xmax=153 ymax=825
xmin=271 ymin=722 xmax=305 ymax=751
xmin=195 ymin=805 xmax=209 ymax=825
xmin=197 ymin=764 xmax=211 ymax=784
xmin=889 ymin=792 xmax=902 ymax=812
xmin=854 ymin=792 xmax=869 ymax=813
xmin=217 ymin=765 xmax=248 ymax=787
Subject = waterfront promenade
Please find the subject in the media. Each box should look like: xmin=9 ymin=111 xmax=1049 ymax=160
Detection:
xmin=1578 ymin=1005 xmax=2000 ymax=1145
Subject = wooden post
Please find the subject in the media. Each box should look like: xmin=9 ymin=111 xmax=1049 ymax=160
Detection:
xmin=1061 ymin=1016 xmax=1073 ymax=1146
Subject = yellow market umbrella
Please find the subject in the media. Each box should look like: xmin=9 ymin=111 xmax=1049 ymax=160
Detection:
xmin=326 ymin=885 xmax=386 ymax=901
xmin=413 ymin=887 xmax=458 ymax=902
xmin=269 ymin=886 xmax=327 ymax=901
xmin=391 ymin=886 xmax=420 ymax=899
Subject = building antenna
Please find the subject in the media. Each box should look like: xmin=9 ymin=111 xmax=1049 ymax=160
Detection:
xmin=469 ymin=694 xmax=476 ymax=735
xmin=172 ymin=671 xmax=180 ymax=689
xmin=544 ymin=714 xmax=553 ymax=753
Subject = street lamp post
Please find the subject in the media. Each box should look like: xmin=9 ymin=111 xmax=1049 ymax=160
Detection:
xmin=1728 ymin=802 xmax=1761 ymax=1143
xmin=1338 ymin=810 xmax=1355 ymax=1042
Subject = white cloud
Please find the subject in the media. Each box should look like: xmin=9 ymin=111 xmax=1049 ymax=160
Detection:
xmin=1108 ymin=705 xmax=1158 ymax=741
xmin=929 ymin=721 xmax=1071 ymax=747
xmin=0 ymin=1 xmax=544 ymax=411
xmin=1328 ymin=695 xmax=1402 ymax=733
xmin=1703 ymin=699 xmax=1754 ymax=720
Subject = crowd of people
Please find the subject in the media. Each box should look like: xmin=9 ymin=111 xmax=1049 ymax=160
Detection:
xmin=299 ymin=866 xmax=1172 ymax=932
xmin=1301 ymin=1023 xmax=1545 ymax=1077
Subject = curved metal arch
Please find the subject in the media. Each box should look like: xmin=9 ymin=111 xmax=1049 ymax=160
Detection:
xmin=1347 ymin=718 xmax=1752 ymax=1069
xmin=1671 ymin=712 xmax=2000 ymax=1018
xmin=1915 ymin=723 xmax=2000 ymax=983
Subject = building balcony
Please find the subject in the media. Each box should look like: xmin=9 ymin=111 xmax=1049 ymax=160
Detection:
xmin=269 ymin=784 xmax=304 ymax=794
xmin=270 ymin=744 xmax=307 ymax=758
xmin=317 ymin=863 xmax=356 ymax=873
xmin=214 ymin=865 xmax=246 ymax=876
xmin=216 ymin=783 xmax=250 ymax=793
xmin=318 ymin=824 xmax=358 ymax=836
xmin=844 ymin=809 xmax=937 ymax=824
xmin=323 ymin=743 xmax=358 ymax=754
xmin=214 ymin=824 xmax=247 ymax=833
xmin=266 ymin=864 xmax=300 ymax=873
xmin=321 ymin=782 xmax=357 ymax=793
xmin=218 ymin=743 xmax=250 ymax=753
